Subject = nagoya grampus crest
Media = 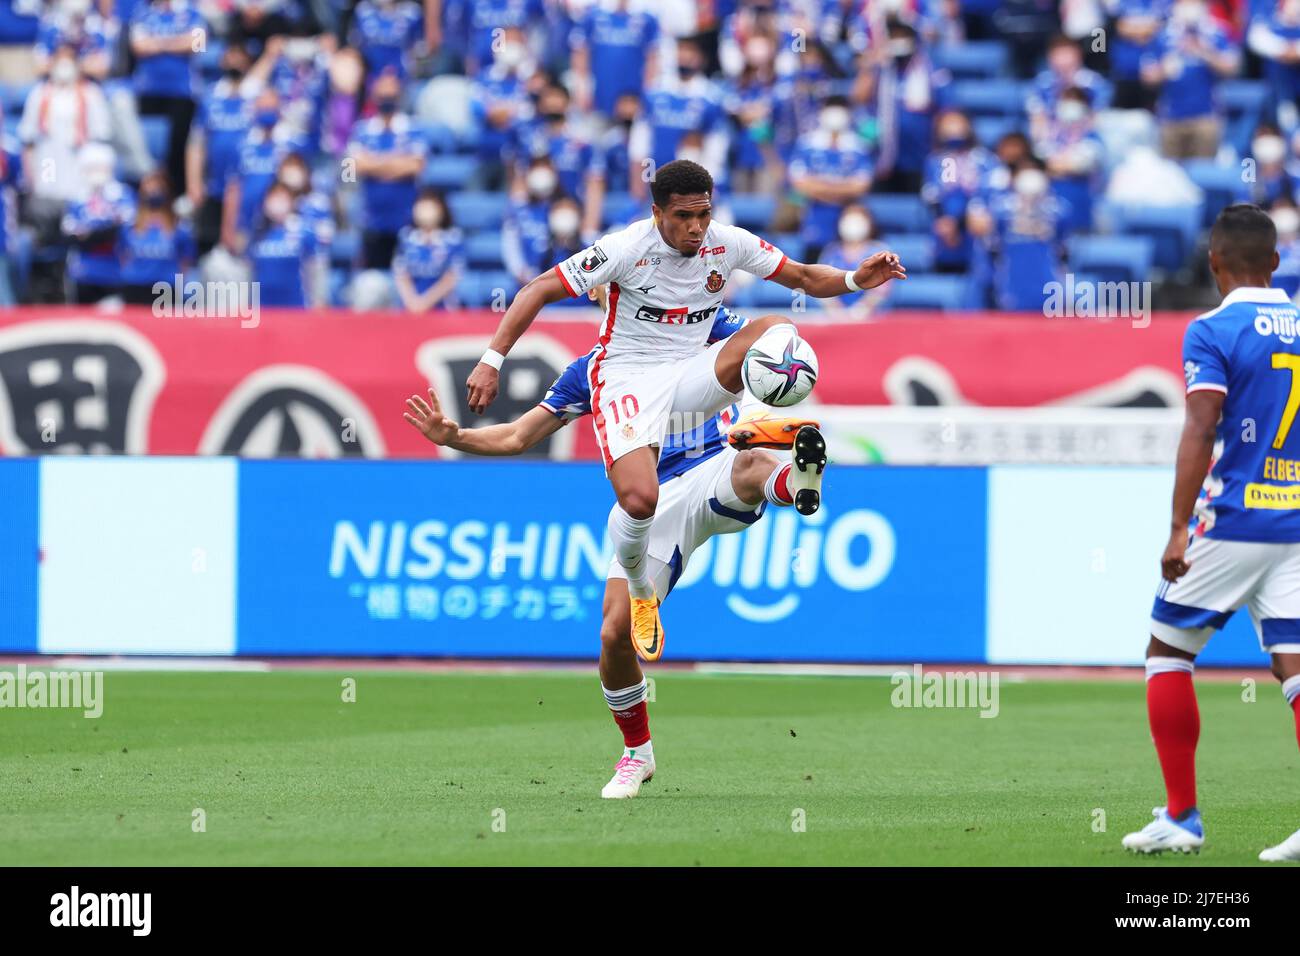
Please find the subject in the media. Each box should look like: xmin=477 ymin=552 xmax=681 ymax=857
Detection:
xmin=757 ymin=337 xmax=815 ymax=404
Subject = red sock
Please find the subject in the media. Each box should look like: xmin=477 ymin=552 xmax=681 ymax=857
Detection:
xmin=1147 ymin=669 xmax=1200 ymax=818
xmin=768 ymin=463 xmax=793 ymax=505
xmin=611 ymin=701 xmax=651 ymax=748
xmin=1291 ymin=697 xmax=1300 ymax=751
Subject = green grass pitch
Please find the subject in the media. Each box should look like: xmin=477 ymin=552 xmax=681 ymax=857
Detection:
xmin=2 ymin=670 xmax=1296 ymax=866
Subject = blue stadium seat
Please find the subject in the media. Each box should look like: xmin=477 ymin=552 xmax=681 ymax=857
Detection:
xmin=729 ymin=193 xmax=775 ymax=230
xmin=140 ymin=115 xmax=171 ymax=165
xmin=0 ymin=81 xmax=31 ymax=116
xmin=1182 ymin=159 xmax=1251 ymax=226
xmin=973 ymin=115 xmax=1022 ymax=149
xmin=885 ymin=274 xmax=969 ymax=311
xmin=601 ymin=191 xmax=637 ymax=227
xmin=464 ymin=231 xmax=504 ymax=268
xmin=457 ymin=270 xmax=516 ymax=306
xmin=421 ymin=154 xmax=478 ymax=189
xmin=417 ymin=120 xmax=462 ymax=153
xmin=931 ymin=41 xmax=1009 ymax=79
xmin=1066 ymin=235 xmax=1156 ymax=285
xmin=771 ymin=233 xmax=805 ymax=262
xmin=330 ymin=229 xmax=360 ymax=268
xmin=448 ymin=192 xmax=507 ymax=231
xmin=1219 ymin=80 xmax=1270 ymax=157
xmin=866 ymin=193 xmax=930 ymax=234
xmin=1097 ymin=201 xmax=1203 ymax=272
xmin=881 ymin=233 xmax=935 ymax=273
xmin=734 ymin=278 xmax=799 ymax=310
xmin=946 ymin=79 xmax=1029 ymax=117
xmin=195 ymin=38 xmax=225 ymax=81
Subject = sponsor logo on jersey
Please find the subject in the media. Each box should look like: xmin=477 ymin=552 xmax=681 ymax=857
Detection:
xmin=705 ymin=269 xmax=726 ymax=294
xmin=579 ymin=246 xmax=608 ymax=272
xmin=633 ymin=304 xmax=718 ymax=325
xmin=697 ymin=244 xmax=726 ymax=258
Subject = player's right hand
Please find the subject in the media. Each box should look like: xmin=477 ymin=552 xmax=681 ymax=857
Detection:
xmin=465 ymin=363 xmax=498 ymax=415
xmin=1160 ymin=526 xmax=1191 ymax=582
xmin=404 ymin=387 xmax=458 ymax=445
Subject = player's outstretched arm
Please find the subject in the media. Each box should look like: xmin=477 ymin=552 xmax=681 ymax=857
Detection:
xmin=404 ymin=387 xmax=563 ymax=456
xmin=767 ymin=250 xmax=907 ymax=298
xmin=465 ymin=270 xmax=572 ymax=415
xmin=1161 ymin=388 xmax=1225 ymax=582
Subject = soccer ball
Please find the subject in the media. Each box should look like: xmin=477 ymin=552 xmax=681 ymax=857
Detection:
xmin=741 ymin=329 xmax=819 ymax=407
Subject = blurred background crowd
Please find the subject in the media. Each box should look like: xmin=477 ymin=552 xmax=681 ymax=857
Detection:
xmin=3 ymin=0 xmax=1300 ymax=316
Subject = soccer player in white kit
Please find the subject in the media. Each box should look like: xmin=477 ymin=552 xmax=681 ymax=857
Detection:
xmin=464 ymin=160 xmax=906 ymax=659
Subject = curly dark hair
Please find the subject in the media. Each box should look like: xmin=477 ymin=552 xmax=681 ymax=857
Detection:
xmin=650 ymin=159 xmax=714 ymax=209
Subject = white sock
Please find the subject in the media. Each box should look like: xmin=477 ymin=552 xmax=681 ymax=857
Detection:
xmin=1145 ymin=656 xmax=1195 ymax=680
xmin=608 ymin=504 xmax=655 ymax=599
xmin=1283 ymin=674 xmax=1300 ymax=707
xmin=602 ymin=679 xmax=648 ymax=711
xmin=626 ymin=739 xmax=653 ymax=759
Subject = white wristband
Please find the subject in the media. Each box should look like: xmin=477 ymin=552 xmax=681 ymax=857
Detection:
xmin=480 ymin=348 xmax=505 ymax=371
xmin=844 ymin=270 xmax=862 ymax=293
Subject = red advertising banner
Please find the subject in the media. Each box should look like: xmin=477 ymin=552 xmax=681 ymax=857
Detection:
xmin=0 ymin=307 xmax=1194 ymax=458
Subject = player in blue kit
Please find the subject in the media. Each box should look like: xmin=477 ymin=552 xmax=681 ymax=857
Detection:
xmin=1123 ymin=205 xmax=1300 ymax=860
xmin=404 ymin=301 xmax=825 ymax=799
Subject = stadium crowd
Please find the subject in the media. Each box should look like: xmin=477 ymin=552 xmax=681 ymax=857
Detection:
xmin=2 ymin=0 xmax=1300 ymax=315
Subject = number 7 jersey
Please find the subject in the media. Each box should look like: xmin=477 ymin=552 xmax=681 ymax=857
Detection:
xmin=1183 ymin=286 xmax=1300 ymax=541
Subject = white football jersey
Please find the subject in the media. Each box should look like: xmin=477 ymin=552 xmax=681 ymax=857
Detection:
xmin=553 ymin=218 xmax=787 ymax=367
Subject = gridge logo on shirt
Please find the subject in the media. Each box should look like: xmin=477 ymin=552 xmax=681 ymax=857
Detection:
xmin=634 ymin=304 xmax=718 ymax=325
xmin=579 ymin=246 xmax=608 ymax=272
xmin=705 ymin=269 xmax=726 ymax=294
xmin=697 ymin=244 xmax=726 ymax=257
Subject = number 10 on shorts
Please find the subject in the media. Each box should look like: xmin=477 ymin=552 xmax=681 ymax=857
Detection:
xmin=608 ymin=394 xmax=640 ymax=424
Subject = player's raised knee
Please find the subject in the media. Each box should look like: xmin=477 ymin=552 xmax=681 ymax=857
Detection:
xmin=620 ymin=488 xmax=658 ymax=519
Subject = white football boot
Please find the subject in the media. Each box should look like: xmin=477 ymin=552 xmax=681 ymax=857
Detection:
xmin=600 ymin=748 xmax=655 ymax=799
xmin=1121 ymin=807 xmax=1205 ymax=854
xmin=1259 ymin=827 xmax=1300 ymax=862
xmin=790 ymin=424 xmax=827 ymax=517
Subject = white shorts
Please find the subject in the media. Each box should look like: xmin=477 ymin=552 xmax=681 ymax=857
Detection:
xmin=587 ymin=338 xmax=741 ymax=470
xmin=1150 ymin=536 xmax=1300 ymax=655
xmin=606 ymin=446 xmax=767 ymax=598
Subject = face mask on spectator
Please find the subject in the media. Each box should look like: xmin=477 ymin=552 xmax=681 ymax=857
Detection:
xmin=142 ymin=191 xmax=168 ymax=209
xmin=1272 ymin=207 xmax=1300 ymax=238
xmin=413 ymin=202 xmax=442 ymax=229
xmin=1056 ymin=100 xmax=1087 ymax=124
xmin=549 ymin=207 xmax=580 ymax=237
xmin=677 ymin=147 xmax=704 ymax=164
xmin=279 ymin=166 xmax=308 ymax=192
xmin=264 ymin=195 xmax=292 ymax=223
xmin=255 ymin=109 xmax=278 ymax=129
xmin=376 ymin=96 xmax=398 ymax=115
xmin=526 ymin=167 xmax=557 ymax=198
xmin=820 ymin=106 xmax=850 ymax=134
xmin=838 ymin=214 xmax=870 ymax=244
xmin=1254 ymin=135 xmax=1286 ymax=165
xmin=1172 ymin=1 xmax=1207 ymax=24
xmin=888 ymin=38 xmax=914 ymax=59
xmin=1014 ymin=168 xmax=1049 ymax=198
xmin=744 ymin=37 xmax=774 ymax=67
xmin=678 ymin=63 xmax=700 ymax=79
xmin=496 ymin=43 xmax=527 ymax=70
xmin=286 ymin=39 xmax=316 ymax=64
xmin=540 ymin=109 xmax=565 ymax=125
xmin=51 ymin=58 xmax=78 ymax=85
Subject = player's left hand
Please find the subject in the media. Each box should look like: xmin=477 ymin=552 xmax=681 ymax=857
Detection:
xmin=1160 ymin=526 xmax=1191 ymax=582
xmin=853 ymin=251 xmax=907 ymax=290
xmin=465 ymin=363 xmax=499 ymax=414
xmin=404 ymin=387 xmax=458 ymax=445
